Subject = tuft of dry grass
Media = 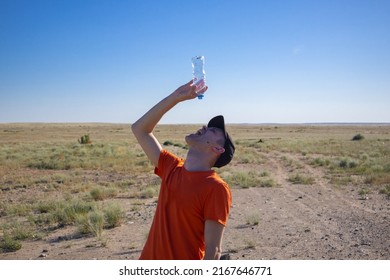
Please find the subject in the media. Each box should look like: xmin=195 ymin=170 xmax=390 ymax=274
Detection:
xmin=246 ymin=211 xmax=261 ymax=226
xmin=288 ymin=173 xmax=315 ymax=185
xmin=224 ymin=170 xmax=276 ymax=189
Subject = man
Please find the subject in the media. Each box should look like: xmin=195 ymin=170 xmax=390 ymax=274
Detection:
xmin=131 ymin=80 xmax=235 ymax=260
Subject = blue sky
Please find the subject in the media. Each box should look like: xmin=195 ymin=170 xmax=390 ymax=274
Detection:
xmin=1 ymin=0 xmax=389 ymax=124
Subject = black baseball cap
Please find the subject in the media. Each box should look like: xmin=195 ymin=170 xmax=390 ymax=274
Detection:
xmin=207 ymin=115 xmax=235 ymax=168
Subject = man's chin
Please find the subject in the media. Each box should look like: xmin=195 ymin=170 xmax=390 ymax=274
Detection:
xmin=185 ymin=134 xmax=195 ymax=144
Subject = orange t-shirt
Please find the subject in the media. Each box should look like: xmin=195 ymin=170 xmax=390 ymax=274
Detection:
xmin=139 ymin=150 xmax=232 ymax=260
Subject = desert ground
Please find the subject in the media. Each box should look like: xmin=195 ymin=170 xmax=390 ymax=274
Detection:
xmin=0 ymin=123 xmax=389 ymax=260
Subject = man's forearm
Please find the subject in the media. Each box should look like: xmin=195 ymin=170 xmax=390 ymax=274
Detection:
xmin=131 ymin=93 xmax=178 ymax=135
xmin=132 ymin=81 xmax=199 ymax=134
xmin=204 ymin=220 xmax=225 ymax=260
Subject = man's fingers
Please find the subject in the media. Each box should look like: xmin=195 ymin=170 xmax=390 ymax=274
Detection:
xmin=197 ymin=85 xmax=208 ymax=94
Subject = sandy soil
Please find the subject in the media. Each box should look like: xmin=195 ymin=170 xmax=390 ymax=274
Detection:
xmin=1 ymin=149 xmax=389 ymax=260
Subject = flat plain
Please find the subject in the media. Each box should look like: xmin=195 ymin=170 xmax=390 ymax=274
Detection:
xmin=0 ymin=123 xmax=389 ymax=259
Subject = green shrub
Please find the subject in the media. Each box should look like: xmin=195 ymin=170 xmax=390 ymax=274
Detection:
xmin=78 ymin=134 xmax=91 ymax=144
xmin=339 ymin=158 xmax=358 ymax=168
xmin=163 ymin=140 xmax=187 ymax=149
xmin=0 ymin=235 xmax=22 ymax=252
xmin=339 ymin=159 xmax=348 ymax=168
xmin=348 ymin=160 xmax=358 ymax=168
xmin=358 ymin=188 xmax=370 ymax=198
xmin=379 ymin=185 xmax=390 ymax=198
xmin=35 ymin=200 xmax=59 ymax=214
xmin=352 ymin=134 xmax=364 ymax=141
xmin=163 ymin=140 xmax=174 ymax=146
xmin=259 ymin=178 xmax=276 ymax=188
xmin=104 ymin=203 xmax=124 ymax=229
xmin=55 ymin=200 xmax=95 ymax=226
xmin=9 ymin=223 xmax=34 ymax=241
xmin=311 ymin=157 xmax=330 ymax=167
xmin=288 ymin=174 xmax=315 ymax=185
xmin=139 ymin=185 xmax=159 ymax=198
xmin=76 ymin=204 xmax=124 ymax=236
xmin=90 ymin=187 xmax=118 ymax=201
xmin=226 ymin=171 xmax=274 ymax=189
xmin=77 ymin=211 xmax=104 ymax=237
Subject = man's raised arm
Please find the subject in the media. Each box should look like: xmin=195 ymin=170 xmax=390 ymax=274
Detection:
xmin=131 ymin=81 xmax=206 ymax=167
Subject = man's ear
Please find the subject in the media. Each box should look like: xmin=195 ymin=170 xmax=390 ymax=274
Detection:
xmin=212 ymin=146 xmax=225 ymax=155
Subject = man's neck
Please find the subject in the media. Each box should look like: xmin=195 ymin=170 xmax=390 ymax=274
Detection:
xmin=184 ymin=149 xmax=213 ymax=172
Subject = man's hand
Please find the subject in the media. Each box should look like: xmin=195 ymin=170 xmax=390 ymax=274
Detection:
xmin=172 ymin=80 xmax=208 ymax=103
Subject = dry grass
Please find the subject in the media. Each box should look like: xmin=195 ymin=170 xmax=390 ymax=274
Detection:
xmin=1 ymin=123 xmax=390 ymax=253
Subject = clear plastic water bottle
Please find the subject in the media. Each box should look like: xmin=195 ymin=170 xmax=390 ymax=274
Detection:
xmin=192 ymin=56 xmax=206 ymax=99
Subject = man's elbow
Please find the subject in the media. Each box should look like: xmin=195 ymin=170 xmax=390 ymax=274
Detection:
xmin=131 ymin=122 xmax=143 ymax=139
xmin=131 ymin=123 xmax=138 ymax=134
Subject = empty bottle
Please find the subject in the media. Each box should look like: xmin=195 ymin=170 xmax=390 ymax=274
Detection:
xmin=192 ymin=56 xmax=206 ymax=99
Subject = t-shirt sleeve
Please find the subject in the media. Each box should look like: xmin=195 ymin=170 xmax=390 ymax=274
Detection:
xmin=154 ymin=150 xmax=181 ymax=180
xmin=203 ymin=182 xmax=232 ymax=226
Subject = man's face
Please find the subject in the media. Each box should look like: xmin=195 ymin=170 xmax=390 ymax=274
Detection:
xmin=185 ymin=126 xmax=226 ymax=149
